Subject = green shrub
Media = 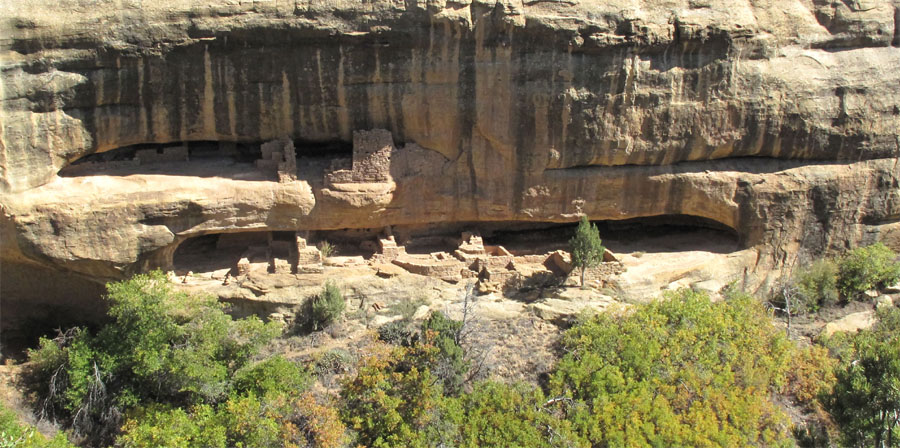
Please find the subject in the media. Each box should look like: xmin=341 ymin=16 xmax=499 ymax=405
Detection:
xmin=837 ymin=243 xmax=900 ymax=300
xmin=783 ymin=344 xmax=837 ymax=403
xmin=824 ymin=307 xmax=900 ymax=447
xmin=27 ymin=271 xmax=281 ymax=445
xmin=421 ymin=312 xmax=468 ymax=395
xmin=117 ymin=404 xmax=225 ymax=448
xmin=0 ymin=403 xmax=74 ymax=448
xmin=377 ymin=320 xmax=417 ymax=347
xmin=217 ymin=393 xmax=283 ymax=447
xmin=794 ymin=259 xmax=839 ymax=312
xmin=549 ymin=288 xmax=795 ymax=447
xmin=375 ymin=312 xmax=470 ymax=392
xmin=315 ymin=348 xmax=355 ymax=377
xmin=117 ymin=354 xmax=338 ymax=448
xmin=307 ymin=281 xmax=345 ymax=331
xmin=446 ymin=381 xmax=586 ymax=448
xmin=232 ymin=356 xmax=310 ymax=398
xmin=421 ymin=311 xmax=462 ymax=343
xmin=120 ymin=391 xmax=348 ymax=448
xmin=339 ymin=343 xmax=446 ymax=448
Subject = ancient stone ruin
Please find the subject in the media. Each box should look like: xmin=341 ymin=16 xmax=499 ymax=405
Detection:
xmin=325 ymin=129 xmax=394 ymax=185
xmin=191 ymin=224 xmax=623 ymax=293
xmin=257 ymin=138 xmax=298 ymax=183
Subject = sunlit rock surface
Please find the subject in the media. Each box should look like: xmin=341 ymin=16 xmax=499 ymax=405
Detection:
xmin=1 ymin=0 xmax=898 ymax=307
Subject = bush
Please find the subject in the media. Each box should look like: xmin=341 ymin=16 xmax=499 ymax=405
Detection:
xmin=377 ymin=312 xmax=469 ymax=392
xmin=824 ymin=307 xmax=900 ymax=447
xmin=837 ymin=243 xmax=900 ymax=300
xmin=119 ymin=387 xmax=348 ymax=448
xmin=232 ymin=356 xmax=310 ymax=398
xmin=421 ymin=311 xmax=462 ymax=344
xmin=118 ymin=359 xmax=340 ymax=448
xmin=120 ymin=391 xmax=348 ymax=448
xmin=446 ymin=381 xmax=585 ymax=448
xmin=117 ymin=404 xmax=225 ymax=448
xmin=288 ymin=393 xmax=348 ymax=448
xmin=794 ymin=259 xmax=839 ymax=312
xmin=307 ymin=281 xmax=345 ymax=331
xmin=377 ymin=320 xmax=417 ymax=347
xmin=314 ymin=348 xmax=355 ymax=377
xmin=549 ymin=289 xmax=795 ymax=447
xmin=421 ymin=312 xmax=468 ymax=395
xmin=783 ymin=344 xmax=837 ymax=403
xmin=27 ymin=271 xmax=281 ymax=445
xmin=0 ymin=403 xmax=74 ymax=448
xmin=339 ymin=343 xmax=446 ymax=448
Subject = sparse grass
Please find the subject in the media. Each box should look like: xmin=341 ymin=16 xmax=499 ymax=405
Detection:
xmin=318 ymin=241 xmax=335 ymax=259
xmin=348 ymin=296 xmax=373 ymax=328
xmin=597 ymin=286 xmax=621 ymax=299
xmin=388 ymin=294 xmax=430 ymax=320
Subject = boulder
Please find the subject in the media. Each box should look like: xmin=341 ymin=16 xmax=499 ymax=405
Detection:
xmin=821 ymin=311 xmax=877 ymax=337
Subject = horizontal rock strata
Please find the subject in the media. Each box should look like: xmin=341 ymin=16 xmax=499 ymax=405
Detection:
xmin=1 ymin=0 xmax=899 ymax=304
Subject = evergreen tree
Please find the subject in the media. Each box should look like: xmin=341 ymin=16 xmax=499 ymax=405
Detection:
xmin=569 ymin=216 xmax=605 ymax=287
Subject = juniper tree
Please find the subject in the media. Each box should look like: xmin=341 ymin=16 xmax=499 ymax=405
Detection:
xmin=569 ymin=216 xmax=605 ymax=287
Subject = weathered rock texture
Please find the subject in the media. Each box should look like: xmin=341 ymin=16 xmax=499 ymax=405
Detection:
xmin=2 ymin=0 xmax=900 ymax=310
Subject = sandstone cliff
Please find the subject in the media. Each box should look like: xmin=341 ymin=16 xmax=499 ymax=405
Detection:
xmin=1 ymin=0 xmax=899 ymax=306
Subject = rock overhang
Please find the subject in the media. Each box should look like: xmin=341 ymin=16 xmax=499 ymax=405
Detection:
xmin=0 ymin=0 xmax=899 ymax=287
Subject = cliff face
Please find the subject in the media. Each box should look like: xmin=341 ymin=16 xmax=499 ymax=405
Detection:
xmin=1 ymin=0 xmax=899 ymax=288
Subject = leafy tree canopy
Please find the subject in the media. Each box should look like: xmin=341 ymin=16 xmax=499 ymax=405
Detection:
xmin=823 ymin=307 xmax=900 ymax=447
xmin=27 ymin=270 xmax=291 ymax=446
xmin=339 ymin=342 xmax=446 ymax=448
xmin=444 ymin=381 xmax=586 ymax=448
xmin=549 ymin=289 xmax=797 ymax=447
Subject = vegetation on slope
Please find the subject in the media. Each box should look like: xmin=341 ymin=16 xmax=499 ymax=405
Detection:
xmin=15 ymin=243 xmax=900 ymax=447
xmin=26 ymin=271 xmax=340 ymax=447
xmin=822 ymin=307 xmax=900 ymax=447
xmin=0 ymin=403 xmax=74 ymax=448
xmin=550 ymin=289 xmax=797 ymax=446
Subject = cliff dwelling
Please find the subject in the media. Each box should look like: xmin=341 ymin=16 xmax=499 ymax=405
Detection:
xmin=0 ymin=0 xmax=898 ymax=362
xmin=4 ymin=2 xmax=900 ymax=446
xmin=163 ymin=209 xmax=744 ymax=311
xmin=2 ymin=114 xmax=896 ymax=340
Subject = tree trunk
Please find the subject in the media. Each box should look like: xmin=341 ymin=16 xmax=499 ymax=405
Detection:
xmin=580 ymin=267 xmax=586 ymax=287
xmin=786 ymin=292 xmax=792 ymax=338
